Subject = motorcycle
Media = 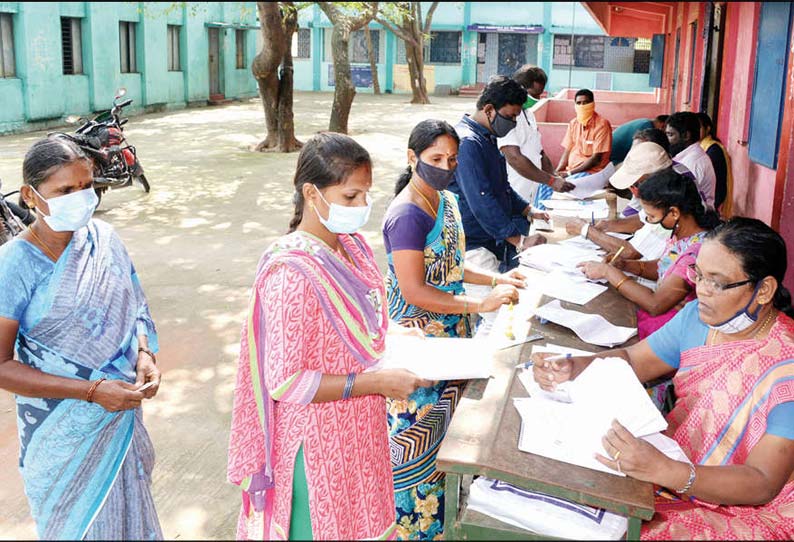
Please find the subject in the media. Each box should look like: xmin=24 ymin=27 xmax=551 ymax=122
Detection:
xmin=54 ymin=87 xmax=150 ymax=206
xmin=0 ymin=177 xmax=34 ymax=246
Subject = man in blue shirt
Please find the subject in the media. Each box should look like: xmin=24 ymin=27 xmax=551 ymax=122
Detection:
xmin=448 ymin=76 xmax=548 ymax=326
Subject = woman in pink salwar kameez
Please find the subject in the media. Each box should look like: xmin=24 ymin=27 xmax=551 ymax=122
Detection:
xmin=533 ymin=217 xmax=794 ymax=540
xmin=227 ymin=133 xmax=430 ymax=541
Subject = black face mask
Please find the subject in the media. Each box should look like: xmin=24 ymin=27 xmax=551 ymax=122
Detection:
xmin=415 ymin=159 xmax=456 ymax=191
xmin=489 ymin=109 xmax=517 ymax=138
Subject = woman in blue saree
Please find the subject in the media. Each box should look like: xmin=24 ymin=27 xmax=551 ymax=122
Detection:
xmin=0 ymin=136 xmax=162 ymax=540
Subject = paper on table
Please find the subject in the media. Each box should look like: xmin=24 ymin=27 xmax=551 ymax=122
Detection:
xmin=539 ymin=198 xmax=610 ymax=220
xmin=486 ymin=287 xmax=542 ymax=350
xmin=566 ymin=163 xmax=616 ymax=199
xmin=514 ymin=357 xmax=668 ymax=476
xmin=517 ymin=343 xmax=595 ymax=402
xmin=517 ymin=243 xmax=604 ymax=273
xmin=533 ymin=299 xmax=636 ymax=347
xmin=366 ymin=335 xmax=493 ymax=380
xmin=532 ymin=217 xmax=555 ymax=232
xmin=541 ymin=270 xmax=608 ymax=305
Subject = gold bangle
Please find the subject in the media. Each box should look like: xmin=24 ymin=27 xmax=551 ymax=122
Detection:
xmin=86 ymin=377 xmax=107 ymax=403
xmin=615 ymin=277 xmax=630 ymax=292
xmin=491 ymin=275 xmax=498 ymax=287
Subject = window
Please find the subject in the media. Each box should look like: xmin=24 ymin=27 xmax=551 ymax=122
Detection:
xmin=748 ymin=2 xmax=794 ymax=168
xmin=236 ymin=29 xmax=246 ymax=69
xmin=552 ymin=34 xmax=649 ymax=74
xmin=119 ymin=21 xmax=137 ymax=73
xmin=324 ymin=28 xmax=381 ymax=63
xmin=292 ymin=28 xmax=311 ymax=59
xmin=61 ymin=17 xmax=83 ymax=75
xmin=167 ymin=25 xmax=181 ymax=71
xmin=428 ymin=31 xmax=461 ymax=64
xmin=0 ymin=12 xmax=14 ymax=78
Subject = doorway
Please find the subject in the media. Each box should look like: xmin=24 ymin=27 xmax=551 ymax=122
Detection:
xmin=701 ymin=2 xmax=726 ymax=123
xmin=208 ymin=27 xmax=223 ymax=97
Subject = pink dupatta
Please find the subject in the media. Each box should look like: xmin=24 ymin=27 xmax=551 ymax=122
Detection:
xmin=226 ymin=232 xmax=387 ymax=538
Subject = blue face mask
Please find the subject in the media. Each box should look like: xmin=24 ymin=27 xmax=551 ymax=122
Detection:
xmin=33 ymin=186 xmax=98 ymax=232
xmin=313 ymin=188 xmax=372 ymax=234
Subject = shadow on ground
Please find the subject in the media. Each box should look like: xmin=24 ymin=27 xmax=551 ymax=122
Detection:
xmin=0 ymin=90 xmax=474 ymax=539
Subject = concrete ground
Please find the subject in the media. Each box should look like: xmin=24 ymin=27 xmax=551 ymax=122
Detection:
xmin=0 ymin=91 xmax=475 ymax=540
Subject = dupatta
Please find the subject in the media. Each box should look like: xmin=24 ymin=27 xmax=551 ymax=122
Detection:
xmin=227 ymin=231 xmax=387 ymax=537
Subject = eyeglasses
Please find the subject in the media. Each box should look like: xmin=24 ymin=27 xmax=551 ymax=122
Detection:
xmin=644 ymin=208 xmax=670 ymax=225
xmin=686 ymin=264 xmax=755 ymax=293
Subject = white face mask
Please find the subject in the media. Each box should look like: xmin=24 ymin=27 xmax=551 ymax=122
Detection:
xmin=708 ymin=284 xmax=762 ymax=334
xmin=638 ymin=208 xmax=648 ymax=224
xmin=33 ymin=186 xmax=98 ymax=232
xmin=313 ymin=188 xmax=372 ymax=234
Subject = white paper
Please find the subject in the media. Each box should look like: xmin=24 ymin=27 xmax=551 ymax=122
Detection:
xmin=533 ymin=299 xmax=636 ymax=347
xmin=467 ymin=477 xmax=628 ymax=540
xmin=487 ymin=287 xmax=542 ymax=350
xmin=541 ymin=270 xmax=608 ymax=306
xmin=513 ymin=357 xmax=667 ymax=476
xmin=567 ymin=163 xmax=616 ymax=199
xmin=532 ymin=217 xmax=555 ymax=232
xmin=366 ymin=335 xmax=493 ymax=380
xmin=539 ymin=199 xmax=609 ymax=212
xmin=517 ymin=343 xmax=595 ymax=403
xmin=517 ymin=243 xmax=605 ymax=273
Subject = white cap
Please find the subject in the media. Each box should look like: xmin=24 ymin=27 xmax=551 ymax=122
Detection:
xmin=609 ymin=142 xmax=672 ymax=190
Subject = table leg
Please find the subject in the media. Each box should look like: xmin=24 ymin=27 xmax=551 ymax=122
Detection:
xmin=444 ymin=473 xmax=461 ymax=539
xmin=626 ymin=516 xmax=642 ymax=540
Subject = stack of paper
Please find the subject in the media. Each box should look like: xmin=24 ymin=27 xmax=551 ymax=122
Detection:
xmin=517 ymin=243 xmax=605 ymax=274
xmin=366 ymin=335 xmax=493 ymax=380
xmin=513 ymin=357 xmax=669 ymax=476
xmin=540 ymin=270 xmax=607 ymax=305
xmin=533 ymin=299 xmax=636 ymax=347
xmin=539 ymin=198 xmax=609 ymax=220
xmin=565 ymin=163 xmax=616 ymax=200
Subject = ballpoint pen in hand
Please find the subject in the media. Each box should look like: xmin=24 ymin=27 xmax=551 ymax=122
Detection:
xmin=515 ymin=352 xmax=571 ymax=370
xmin=591 ymin=211 xmax=595 ymax=226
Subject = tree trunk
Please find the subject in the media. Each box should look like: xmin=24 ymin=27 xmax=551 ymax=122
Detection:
xmin=364 ymin=26 xmax=381 ymax=95
xmin=405 ymin=41 xmax=430 ymax=104
xmin=276 ymin=6 xmax=302 ymax=151
xmin=329 ymin=25 xmax=356 ymax=133
xmin=251 ymin=2 xmax=301 ymax=152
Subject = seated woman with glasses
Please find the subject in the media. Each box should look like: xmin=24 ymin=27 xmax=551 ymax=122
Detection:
xmin=578 ymin=168 xmax=721 ymax=340
xmin=532 ymin=217 xmax=794 ymax=539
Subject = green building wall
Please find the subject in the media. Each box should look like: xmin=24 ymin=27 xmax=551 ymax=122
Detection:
xmin=294 ymin=1 xmax=654 ymax=96
xmin=0 ymin=2 xmax=259 ymax=134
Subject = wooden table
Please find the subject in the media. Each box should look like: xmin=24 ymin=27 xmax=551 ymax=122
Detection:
xmin=437 ymin=211 xmax=655 ymax=541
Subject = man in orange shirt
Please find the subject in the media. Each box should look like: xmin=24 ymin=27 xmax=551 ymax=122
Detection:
xmin=556 ymin=88 xmax=612 ymax=177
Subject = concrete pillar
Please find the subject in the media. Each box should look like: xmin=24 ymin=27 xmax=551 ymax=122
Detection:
xmin=461 ymin=1 xmax=476 ymax=85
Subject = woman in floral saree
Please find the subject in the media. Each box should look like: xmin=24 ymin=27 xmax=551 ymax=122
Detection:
xmin=382 ymin=120 xmax=523 ymax=539
xmin=533 ymin=217 xmax=794 ymax=539
xmin=228 ymin=132 xmax=429 ymax=540
xmin=0 ymin=136 xmax=162 ymax=540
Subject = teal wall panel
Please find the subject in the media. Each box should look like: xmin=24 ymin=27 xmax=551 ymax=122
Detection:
xmin=2 ymin=1 xmax=259 ymax=133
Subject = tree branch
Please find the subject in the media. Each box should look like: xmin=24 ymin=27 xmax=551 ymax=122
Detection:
xmin=422 ymin=1 xmax=439 ymax=35
xmin=374 ymin=14 xmax=416 ymax=45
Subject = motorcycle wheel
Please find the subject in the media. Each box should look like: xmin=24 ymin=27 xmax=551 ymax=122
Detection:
xmin=135 ymin=174 xmax=151 ymax=193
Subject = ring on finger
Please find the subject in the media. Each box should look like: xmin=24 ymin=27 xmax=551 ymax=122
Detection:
xmin=613 ymin=450 xmax=622 ymax=461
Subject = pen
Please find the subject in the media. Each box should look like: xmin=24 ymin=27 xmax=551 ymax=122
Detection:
xmin=609 ymin=245 xmax=625 ymax=265
xmin=591 ymin=211 xmax=594 ymax=226
xmin=515 ymin=352 xmax=571 ymax=370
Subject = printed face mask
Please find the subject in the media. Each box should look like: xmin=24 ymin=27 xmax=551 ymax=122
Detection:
xmin=313 ymin=188 xmax=372 ymax=234
xmin=32 ymin=186 xmax=98 ymax=232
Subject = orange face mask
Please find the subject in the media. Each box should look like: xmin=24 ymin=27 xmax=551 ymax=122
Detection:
xmin=575 ymin=102 xmax=595 ymax=125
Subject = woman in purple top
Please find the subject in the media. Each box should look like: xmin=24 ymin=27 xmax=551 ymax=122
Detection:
xmin=381 ymin=119 xmax=524 ymax=539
